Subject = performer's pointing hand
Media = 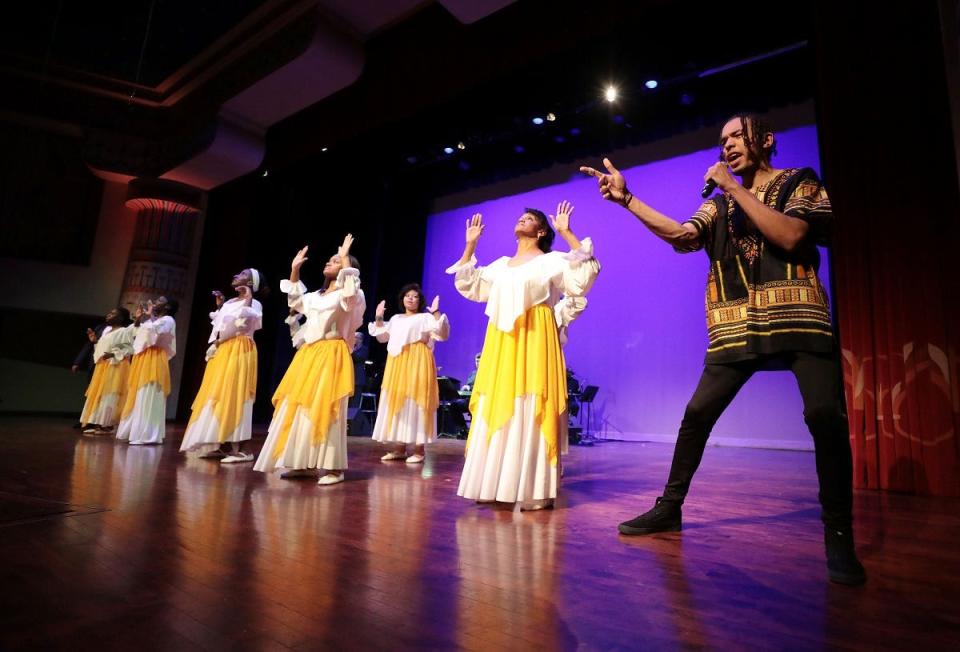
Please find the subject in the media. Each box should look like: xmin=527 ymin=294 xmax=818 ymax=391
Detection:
xmin=579 ymin=158 xmax=630 ymax=205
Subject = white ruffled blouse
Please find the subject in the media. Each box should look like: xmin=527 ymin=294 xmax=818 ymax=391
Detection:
xmin=446 ymin=237 xmax=599 ymax=336
xmin=280 ymin=268 xmax=366 ymax=350
xmin=207 ymin=298 xmax=263 ymax=343
xmin=368 ymin=312 xmax=450 ymax=357
xmin=132 ymin=316 xmax=177 ymax=359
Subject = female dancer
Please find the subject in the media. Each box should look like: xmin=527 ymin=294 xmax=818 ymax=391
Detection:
xmin=180 ymin=268 xmax=264 ymax=463
xmin=369 ymin=284 xmax=449 ymax=464
xmin=253 ymin=235 xmax=366 ymax=485
xmin=117 ymin=297 xmax=178 ymax=445
xmin=447 ymin=201 xmax=599 ymax=509
xmin=80 ymin=307 xmax=134 ymax=434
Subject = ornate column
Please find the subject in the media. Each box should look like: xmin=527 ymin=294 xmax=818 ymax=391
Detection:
xmin=119 ymin=178 xmax=204 ymax=311
xmin=119 ymin=178 xmax=206 ymax=416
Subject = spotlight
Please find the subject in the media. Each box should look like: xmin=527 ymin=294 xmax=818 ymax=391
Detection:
xmin=457 ymin=141 xmax=466 ymax=150
xmin=569 ymin=127 xmax=581 ymax=136
xmin=604 ymin=86 xmax=618 ymax=103
xmin=644 ymin=79 xmax=659 ymax=89
xmin=321 ymin=147 xmax=329 ymax=152
xmin=546 ymin=112 xmax=556 ymax=122
xmin=443 ymin=146 xmax=455 ymax=155
xmin=532 ymin=116 xmax=544 ymax=125
xmin=262 ymin=170 xmax=269 ymax=178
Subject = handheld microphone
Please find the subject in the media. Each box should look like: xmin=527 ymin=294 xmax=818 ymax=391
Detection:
xmin=700 ymin=179 xmax=717 ymax=198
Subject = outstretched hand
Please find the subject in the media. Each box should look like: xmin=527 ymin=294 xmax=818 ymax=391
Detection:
xmin=375 ymin=300 xmax=386 ymax=321
xmin=579 ymin=157 xmax=630 ymax=205
xmin=338 ymin=234 xmax=354 ymax=265
xmin=291 ymin=246 xmax=309 ymax=271
xmin=465 ymin=213 xmax=484 ymax=244
xmin=429 ymin=295 xmax=440 ymax=314
xmin=550 ymin=200 xmax=574 ymax=233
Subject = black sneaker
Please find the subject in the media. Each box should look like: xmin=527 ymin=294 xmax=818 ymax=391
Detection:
xmin=618 ymin=497 xmax=682 ymax=535
xmin=825 ymin=527 xmax=867 ymax=585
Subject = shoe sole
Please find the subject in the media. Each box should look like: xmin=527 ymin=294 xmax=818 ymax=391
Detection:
xmin=618 ymin=523 xmax=682 ymax=535
xmin=828 ymin=570 xmax=867 ymax=586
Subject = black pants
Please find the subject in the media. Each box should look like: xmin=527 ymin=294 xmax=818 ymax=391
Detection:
xmin=662 ymin=351 xmax=854 ymax=529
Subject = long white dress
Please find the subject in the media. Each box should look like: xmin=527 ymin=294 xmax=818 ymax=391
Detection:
xmin=117 ymin=316 xmax=176 ymax=445
xmin=179 ymin=298 xmax=263 ymax=451
xmin=447 ymin=239 xmax=599 ymax=506
xmin=80 ymin=325 xmax=136 ymax=428
xmin=253 ymin=269 xmax=366 ymax=473
xmin=368 ymin=312 xmax=450 ymax=446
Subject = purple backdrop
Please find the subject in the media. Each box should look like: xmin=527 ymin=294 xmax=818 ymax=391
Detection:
xmin=423 ymin=126 xmax=828 ymax=448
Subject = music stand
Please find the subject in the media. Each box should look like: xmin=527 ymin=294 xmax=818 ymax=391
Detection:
xmin=437 ymin=377 xmax=468 ymax=438
xmin=579 ymin=385 xmax=599 ymax=443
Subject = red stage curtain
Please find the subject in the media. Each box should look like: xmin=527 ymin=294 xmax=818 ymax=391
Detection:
xmin=816 ymin=1 xmax=960 ymax=495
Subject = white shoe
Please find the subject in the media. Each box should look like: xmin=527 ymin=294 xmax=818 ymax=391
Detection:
xmin=518 ymin=499 xmax=555 ymax=512
xmin=280 ymin=469 xmax=317 ymax=479
xmin=221 ymin=452 xmax=254 ymax=464
xmin=405 ymin=454 xmax=424 ymax=464
xmin=381 ymin=452 xmax=406 ymax=461
xmin=317 ymin=473 xmax=344 ymax=486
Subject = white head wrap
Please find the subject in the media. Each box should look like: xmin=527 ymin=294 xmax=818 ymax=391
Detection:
xmin=249 ymin=268 xmax=261 ymax=292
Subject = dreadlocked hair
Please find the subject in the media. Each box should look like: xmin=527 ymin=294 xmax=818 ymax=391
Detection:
xmin=721 ymin=113 xmax=778 ymax=164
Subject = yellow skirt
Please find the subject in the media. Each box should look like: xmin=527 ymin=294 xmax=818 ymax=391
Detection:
xmin=379 ymin=341 xmax=439 ymax=439
xmin=469 ymin=303 xmax=567 ymax=465
xmin=270 ymin=339 xmax=354 ymax=457
xmin=187 ymin=336 xmax=258 ymax=443
xmin=120 ymin=347 xmax=171 ymax=421
xmin=82 ymin=358 xmax=130 ymax=422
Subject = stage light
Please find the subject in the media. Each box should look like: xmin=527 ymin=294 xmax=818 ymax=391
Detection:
xmin=604 ymin=86 xmax=618 ymax=103
xmin=680 ymin=93 xmax=694 ymax=106
xmin=554 ymin=135 xmax=566 ymax=143
xmin=443 ymin=146 xmax=455 ymax=155
xmin=262 ymin=170 xmax=269 ymax=178
xmin=569 ymin=127 xmax=581 ymax=136
xmin=644 ymin=79 xmax=659 ymax=89
xmin=546 ymin=112 xmax=556 ymax=122
xmin=513 ymin=145 xmax=525 ymax=153
xmin=457 ymin=141 xmax=466 ymax=150
xmin=532 ymin=116 xmax=544 ymax=125
xmin=321 ymin=147 xmax=328 ymax=152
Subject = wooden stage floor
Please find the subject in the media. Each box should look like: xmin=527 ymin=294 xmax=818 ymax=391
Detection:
xmin=1 ymin=417 xmax=957 ymax=651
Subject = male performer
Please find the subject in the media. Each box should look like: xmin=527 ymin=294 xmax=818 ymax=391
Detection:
xmin=580 ymin=114 xmax=866 ymax=585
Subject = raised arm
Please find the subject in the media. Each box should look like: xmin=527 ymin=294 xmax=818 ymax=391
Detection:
xmin=580 ymin=158 xmax=699 ymax=248
xmin=446 ymin=214 xmax=491 ymax=303
xmin=704 ymin=162 xmax=809 ymax=251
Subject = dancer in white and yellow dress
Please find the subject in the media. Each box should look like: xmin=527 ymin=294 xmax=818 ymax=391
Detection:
xmin=447 ymin=201 xmax=599 ymax=510
xmin=116 ymin=297 xmax=178 ymax=445
xmin=369 ymin=284 xmax=450 ymax=464
xmin=80 ymin=307 xmax=134 ymax=434
xmin=253 ymin=235 xmax=366 ymax=485
xmin=180 ymin=268 xmax=264 ymax=463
